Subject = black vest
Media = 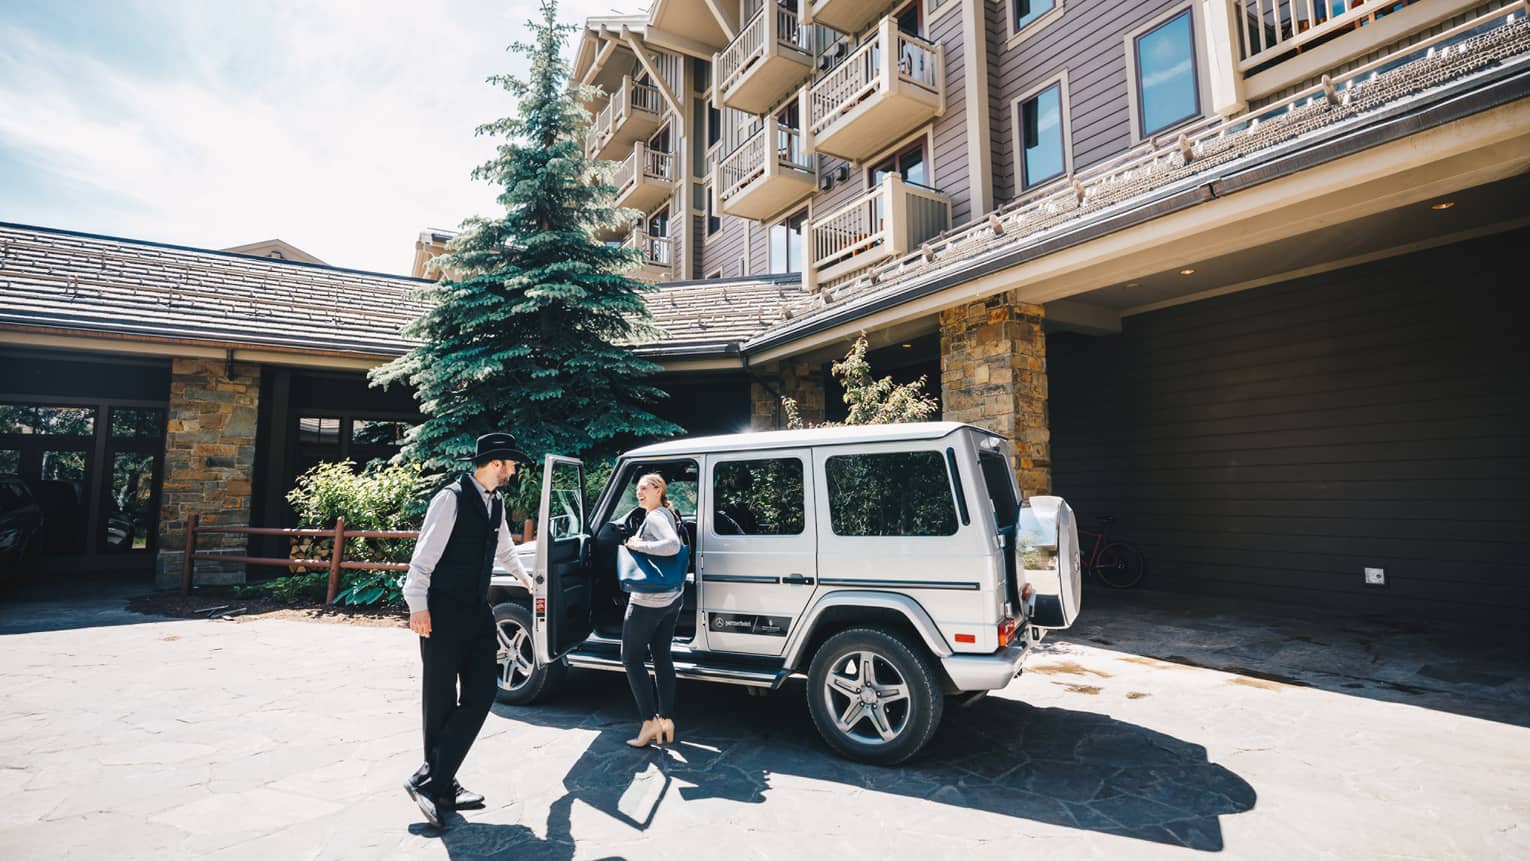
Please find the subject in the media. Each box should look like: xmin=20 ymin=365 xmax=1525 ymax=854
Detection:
xmin=427 ymin=476 xmax=501 ymax=614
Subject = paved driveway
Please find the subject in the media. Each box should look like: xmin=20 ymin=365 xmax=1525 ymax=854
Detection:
xmin=1 ymin=587 xmax=1526 ymax=860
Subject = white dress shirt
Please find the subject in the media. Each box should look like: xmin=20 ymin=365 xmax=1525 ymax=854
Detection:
xmin=403 ymin=475 xmax=531 ymax=614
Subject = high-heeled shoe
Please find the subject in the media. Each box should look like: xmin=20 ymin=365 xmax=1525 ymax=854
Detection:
xmin=626 ymin=718 xmax=661 ymax=748
xmin=657 ymin=717 xmax=675 ymax=745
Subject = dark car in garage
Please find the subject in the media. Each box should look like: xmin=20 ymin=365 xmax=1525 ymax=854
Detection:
xmin=0 ymin=478 xmax=45 ymax=583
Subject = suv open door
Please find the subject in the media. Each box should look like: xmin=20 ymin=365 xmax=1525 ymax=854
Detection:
xmin=532 ymin=455 xmax=594 ymax=664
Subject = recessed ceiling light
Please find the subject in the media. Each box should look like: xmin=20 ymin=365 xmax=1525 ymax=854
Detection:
xmin=1125 ymin=282 xmax=1142 ymax=289
xmin=1179 ymin=268 xmax=1196 ymax=276
xmin=1431 ymin=201 xmax=1455 ymax=210
xmin=900 ymin=343 xmax=912 ymax=348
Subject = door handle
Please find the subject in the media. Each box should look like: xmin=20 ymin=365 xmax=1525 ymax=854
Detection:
xmin=782 ymin=574 xmax=815 ymax=586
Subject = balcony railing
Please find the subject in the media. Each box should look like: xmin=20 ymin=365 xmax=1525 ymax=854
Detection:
xmin=1234 ymin=0 xmax=1421 ymax=72
xmin=587 ymin=75 xmax=666 ymax=160
xmin=808 ymin=175 xmax=950 ymax=284
xmin=622 ymin=224 xmax=674 ymax=280
xmin=715 ymin=6 xmax=816 ymax=114
xmin=807 ymin=18 xmax=944 ymax=161
xmin=716 ymin=116 xmax=816 ymax=221
xmin=612 ymin=141 xmax=675 ymax=213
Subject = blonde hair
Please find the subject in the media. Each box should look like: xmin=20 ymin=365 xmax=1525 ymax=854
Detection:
xmin=638 ymin=472 xmax=679 ymax=517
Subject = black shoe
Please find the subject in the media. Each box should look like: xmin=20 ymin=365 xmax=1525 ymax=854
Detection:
xmin=453 ymin=780 xmax=485 ymax=809
xmin=404 ymin=777 xmax=443 ymax=829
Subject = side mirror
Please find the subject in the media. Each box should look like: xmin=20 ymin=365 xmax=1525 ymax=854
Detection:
xmin=1017 ymin=495 xmax=1082 ymax=629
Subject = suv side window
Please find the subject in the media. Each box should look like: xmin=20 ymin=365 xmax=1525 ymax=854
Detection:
xmin=712 ymin=458 xmax=805 ymax=535
xmin=978 ymin=450 xmax=1019 ymax=528
xmin=825 ymin=450 xmax=958 ymax=537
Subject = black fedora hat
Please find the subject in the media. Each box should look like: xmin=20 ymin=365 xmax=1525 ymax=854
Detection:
xmin=474 ymin=432 xmax=530 ymax=464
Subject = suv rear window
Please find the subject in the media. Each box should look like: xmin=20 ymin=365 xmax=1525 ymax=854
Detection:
xmin=825 ymin=451 xmax=958 ymax=537
xmin=713 ymin=458 xmax=806 ymax=535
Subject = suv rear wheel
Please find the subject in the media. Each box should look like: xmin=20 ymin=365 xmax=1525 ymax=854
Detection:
xmin=806 ymin=628 xmax=944 ymax=765
xmin=493 ymin=602 xmax=565 ymax=705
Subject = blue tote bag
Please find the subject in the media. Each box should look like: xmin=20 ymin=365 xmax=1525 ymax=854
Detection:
xmin=617 ymin=543 xmax=690 ymax=593
xmin=617 ymin=508 xmax=690 ymax=593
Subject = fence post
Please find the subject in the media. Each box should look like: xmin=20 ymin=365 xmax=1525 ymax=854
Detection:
xmin=325 ymin=516 xmax=346 ymax=606
xmin=180 ymin=513 xmax=199 ymax=596
xmin=523 ymin=517 xmax=535 ymax=544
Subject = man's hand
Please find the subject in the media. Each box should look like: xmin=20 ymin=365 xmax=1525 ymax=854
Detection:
xmin=410 ymin=610 xmax=432 ymax=638
xmin=519 ymin=575 xmax=535 ymax=594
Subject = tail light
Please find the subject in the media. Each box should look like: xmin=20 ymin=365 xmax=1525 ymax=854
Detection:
xmin=998 ymin=618 xmax=1018 ymax=645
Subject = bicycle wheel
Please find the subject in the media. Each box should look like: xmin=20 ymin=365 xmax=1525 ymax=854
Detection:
xmin=1094 ymin=541 xmax=1146 ymax=589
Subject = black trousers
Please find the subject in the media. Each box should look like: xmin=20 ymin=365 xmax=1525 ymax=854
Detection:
xmin=621 ymin=596 xmax=680 ymax=720
xmin=419 ymin=605 xmax=497 ymax=801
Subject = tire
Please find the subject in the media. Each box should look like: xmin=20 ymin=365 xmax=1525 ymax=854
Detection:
xmin=805 ymin=627 xmax=945 ymax=765
xmin=1094 ymin=541 xmax=1146 ymax=589
xmin=492 ymin=602 xmax=566 ymax=705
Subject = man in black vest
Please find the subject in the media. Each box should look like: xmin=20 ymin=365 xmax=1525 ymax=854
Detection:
xmin=401 ymin=432 xmax=532 ymax=829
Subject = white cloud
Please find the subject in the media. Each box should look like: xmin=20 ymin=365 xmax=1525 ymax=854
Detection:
xmin=0 ymin=0 xmax=634 ymax=274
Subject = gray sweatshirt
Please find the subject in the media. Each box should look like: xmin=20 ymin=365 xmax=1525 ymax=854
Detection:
xmin=627 ymin=506 xmax=684 ymax=608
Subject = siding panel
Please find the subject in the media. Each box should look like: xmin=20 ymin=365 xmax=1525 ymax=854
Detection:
xmin=1047 ymin=231 xmax=1530 ymax=624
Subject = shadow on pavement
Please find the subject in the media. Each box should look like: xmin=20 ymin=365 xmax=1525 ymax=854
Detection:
xmin=1068 ymin=587 xmax=1530 ymax=728
xmin=0 ymin=574 xmax=174 ymax=635
xmin=496 ymin=669 xmax=1255 ymax=853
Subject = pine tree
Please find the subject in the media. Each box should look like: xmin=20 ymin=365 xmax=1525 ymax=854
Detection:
xmin=372 ymin=0 xmax=681 ymax=476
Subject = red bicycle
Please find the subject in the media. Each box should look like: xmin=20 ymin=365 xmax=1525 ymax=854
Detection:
xmin=1078 ymin=514 xmax=1147 ymax=589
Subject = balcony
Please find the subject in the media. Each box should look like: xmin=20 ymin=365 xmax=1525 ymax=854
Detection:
xmin=612 ymin=142 xmax=675 ymax=214
xmin=587 ymin=75 xmax=666 ymax=161
xmin=1229 ymin=0 xmax=1477 ymax=101
xmin=802 ymin=0 xmax=886 ymax=37
xmin=807 ymin=19 xmax=943 ymax=162
xmin=808 ymin=175 xmax=951 ymax=284
xmin=622 ymin=223 xmax=675 ymax=282
xmin=714 ymin=6 xmax=816 ymax=114
xmin=715 ymin=116 xmax=816 ymax=221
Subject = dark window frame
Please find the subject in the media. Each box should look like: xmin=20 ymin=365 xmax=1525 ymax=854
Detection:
xmin=768 ymin=208 xmax=808 ymax=275
xmin=1017 ymin=81 xmax=1066 ymax=190
xmin=1132 ymin=8 xmax=1201 ymax=139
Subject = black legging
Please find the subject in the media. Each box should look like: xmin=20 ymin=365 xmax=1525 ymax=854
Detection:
xmin=621 ymin=596 xmax=680 ymax=720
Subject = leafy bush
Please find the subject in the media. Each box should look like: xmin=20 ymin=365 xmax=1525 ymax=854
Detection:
xmin=242 ymin=460 xmax=429 ymax=607
xmin=782 ymin=334 xmax=938 ymax=429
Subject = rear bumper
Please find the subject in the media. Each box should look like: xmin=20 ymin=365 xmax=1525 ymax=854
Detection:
xmin=940 ymin=630 xmax=1038 ymax=692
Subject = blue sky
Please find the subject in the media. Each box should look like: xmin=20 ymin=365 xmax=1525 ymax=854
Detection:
xmin=0 ymin=0 xmax=621 ymax=274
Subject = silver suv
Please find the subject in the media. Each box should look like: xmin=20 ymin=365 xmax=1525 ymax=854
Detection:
xmin=489 ymin=422 xmax=1082 ymax=764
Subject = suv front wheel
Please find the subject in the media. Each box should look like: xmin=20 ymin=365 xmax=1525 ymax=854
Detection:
xmin=806 ymin=628 xmax=945 ymax=765
xmin=492 ymin=602 xmax=565 ymax=705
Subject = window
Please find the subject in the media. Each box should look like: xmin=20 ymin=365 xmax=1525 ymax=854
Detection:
xmin=868 ymin=139 xmax=927 ymax=188
xmin=825 ymin=450 xmax=958 ymax=537
xmin=706 ymin=100 xmax=721 ymax=150
xmin=1133 ymin=9 xmax=1199 ymax=137
xmin=0 ymin=404 xmax=95 ymax=436
xmin=768 ymin=210 xmax=807 ymax=274
xmin=297 ymin=417 xmax=341 ymax=445
xmin=608 ymin=460 xmax=700 ymax=521
xmin=706 ymin=184 xmax=720 ymax=235
xmin=1018 ymin=82 xmax=1066 ymax=189
xmin=1013 ymin=0 xmax=1055 ymax=31
xmin=0 ymin=449 xmax=18 ymax=476
xmin=712 ymin=458 xmax=805 ymax=535
xmin=978 ymin=450 xmax=1019 ymax=529
xmin=110 ymin=408 xmax=163 ymax=439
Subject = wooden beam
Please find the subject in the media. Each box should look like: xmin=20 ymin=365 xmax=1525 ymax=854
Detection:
xmin=703 ymin=0 xmax=736 ymax=41
xmin=582 ymin=38 xmax=618 ymax=86
xmin=624 ymin=32 xmax=684 ymax=118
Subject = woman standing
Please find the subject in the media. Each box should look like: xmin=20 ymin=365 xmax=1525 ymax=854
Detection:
xmin=622 ymin=473 xmax=684 ymax=747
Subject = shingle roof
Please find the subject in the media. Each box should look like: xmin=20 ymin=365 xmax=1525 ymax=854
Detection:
xmin=0 ymin=223 xmax=799 ymax=359
xmin=0 ymin=223 xmax=427 ymax=356
xmin=744 ymin=12 xmax=1530 ymax=349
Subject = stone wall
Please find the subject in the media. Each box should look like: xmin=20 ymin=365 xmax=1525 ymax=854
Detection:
xmin=155 ymin=358 xmax=261 ymax=589
xmin=749 ymin=361 xmax=827 ymax=430
xmin=939 ymin=292 xmax=1051 ymax=498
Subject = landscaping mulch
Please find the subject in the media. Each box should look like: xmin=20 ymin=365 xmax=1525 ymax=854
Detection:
xmin=127 ymin=586 xmax=408 ymax=628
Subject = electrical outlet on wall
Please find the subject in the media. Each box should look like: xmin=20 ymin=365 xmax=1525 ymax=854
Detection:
xmin=1364 ymin=567 xmax=1386 ymax=586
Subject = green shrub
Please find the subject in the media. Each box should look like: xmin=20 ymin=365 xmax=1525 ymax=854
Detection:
xmin=242 ymin=460 xmax=429 ymax=607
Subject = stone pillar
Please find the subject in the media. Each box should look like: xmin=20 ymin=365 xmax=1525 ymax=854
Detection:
xmin=749 ymin=361 xmax=827 ymax=430
xmin=156 ymin=357 xmax=261 ymax=589
xmin=939 ymin=292 xmax=1051 ymax=498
